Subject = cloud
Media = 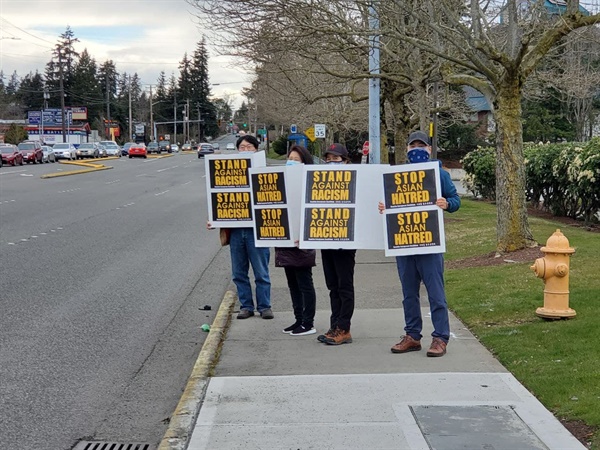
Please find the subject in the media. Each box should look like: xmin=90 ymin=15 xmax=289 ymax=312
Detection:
xmin=0 ymin=0 xmax=249 ymax=108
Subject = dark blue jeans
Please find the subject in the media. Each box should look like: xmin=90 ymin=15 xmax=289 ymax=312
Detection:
xmin=284 ymin=266 xmax=316 ymax=328
xmin=229 ymin=228 xmax=271 ymax=312
xmin=395 ymin=253 xmax=450 ymax=343
xmin=321 ymin=249 xmax=356 ymax=331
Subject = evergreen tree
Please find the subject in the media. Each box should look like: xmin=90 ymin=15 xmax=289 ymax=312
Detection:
xmin=98 ymin=60 xmax=118 ymax=123
xmin=17 ymin=71 xmax=45 ymax=111
xmin=189 ymin=38 xmax=217 ymax=139
xmin=71 ymin=49 xmax=103 ymax=122
xmin=45 ymin=26 xmax=80 ymax=108
xmin=153 ymin=71 xmax=170 ymax=123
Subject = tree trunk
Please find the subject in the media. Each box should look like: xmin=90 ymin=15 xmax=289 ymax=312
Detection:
xmin=494 ymin=83 xmax=536 ymax=252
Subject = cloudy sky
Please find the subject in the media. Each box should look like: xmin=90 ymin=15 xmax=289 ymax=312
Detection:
xmin=0 ymin=0 xmax=249 ymax=108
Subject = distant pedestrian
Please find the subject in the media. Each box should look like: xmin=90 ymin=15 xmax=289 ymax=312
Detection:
xmin=207 ymin=134 xmax=273 ymax=320
xmin=316 ymin=143 xmax=356 ymax=346
xmin=278 ymin=146 xmax=318 ymax=336
xmin=379 ymin=131 xmax=460 ymax=357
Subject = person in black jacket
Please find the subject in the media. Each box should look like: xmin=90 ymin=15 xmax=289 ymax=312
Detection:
xmin=277 ymin=145 xmax=318 ymax=336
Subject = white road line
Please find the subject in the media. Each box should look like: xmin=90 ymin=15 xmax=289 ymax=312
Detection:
xmin=155 ymin=190 xmax=170 ymax=196
xmin=136 ymin=173 xmax=147 ymax=177
xmin=0 ymin=169 xmax=27 ymax=175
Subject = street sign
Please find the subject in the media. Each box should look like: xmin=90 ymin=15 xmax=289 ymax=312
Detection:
xmin=314 ymin=124 xmax=326 ymax=138
xmin=304 ymin=127 xmax=316 ymax=142
xmin=290 ymin=124 xmax=297 ymax=133
xmin=362 ymin=141 xmax=370 ymax=155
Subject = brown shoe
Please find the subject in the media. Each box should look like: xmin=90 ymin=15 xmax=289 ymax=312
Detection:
xmin=391 ymin=335 xmax=422 ymax=353
xmin=317 ymin=328 xmax=336 ymax=343
xmin=324 ymin=328 xmax=352 ymax=345
xmin=427 ymin=338 xmax=447 ymax=357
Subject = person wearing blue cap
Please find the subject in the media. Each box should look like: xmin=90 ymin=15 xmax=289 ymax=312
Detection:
xmin=379 ymin=131 xmax=460 ymax=357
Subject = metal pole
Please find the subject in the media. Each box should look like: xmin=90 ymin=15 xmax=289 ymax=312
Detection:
xmin=149 ymin=86 xmax=154 ymax=141
xmin=58 ymin=51 xmax=67 ymax=143
xmin=368 ymin=1 xmax=381 ymax=164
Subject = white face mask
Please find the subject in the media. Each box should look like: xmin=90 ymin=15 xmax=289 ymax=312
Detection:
xmin=326 ymin=160 xmax=344 ymax=165
xmin=286 ymin=160 xmax=301 ymax=166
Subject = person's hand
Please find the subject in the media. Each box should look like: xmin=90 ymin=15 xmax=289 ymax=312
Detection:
xmin=207 ymin=221 xmax=215 ymax=230
xmin=436 ymin=198 xmax=448 ymax=210
xmin=378 ymin=201 xmax=385 ymax=214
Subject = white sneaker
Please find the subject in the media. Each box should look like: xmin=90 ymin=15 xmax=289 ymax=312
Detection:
xmin=290 ymin=325 xmax=316 ymax=336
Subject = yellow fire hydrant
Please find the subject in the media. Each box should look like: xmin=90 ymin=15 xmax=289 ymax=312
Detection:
xmin=530 ymin=229 xmax=576 ymax=319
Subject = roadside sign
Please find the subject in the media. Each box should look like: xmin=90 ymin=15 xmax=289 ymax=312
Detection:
xmin=164 ymin=134 xmax=171 ymax=140
xmin=305 ymin=127 xmax=316 ymax=142
xmin=290 ymin=124 xmax=297 ymax=133
xmin=362 ymin=141 xmax=370 ymax=155
xmin=314 ymin=124 xmax=326 ymax=138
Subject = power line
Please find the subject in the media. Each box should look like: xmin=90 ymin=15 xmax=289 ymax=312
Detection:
xmin=0 ymin=16 xmax=55 ymax=46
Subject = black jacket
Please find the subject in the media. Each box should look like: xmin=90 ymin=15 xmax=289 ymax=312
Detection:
xmin=275 ymin=247 xmax=316 ymax=268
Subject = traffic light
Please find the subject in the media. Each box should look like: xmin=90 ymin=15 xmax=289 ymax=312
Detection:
xmin=243 ymin=123 xmax=247 ymax=128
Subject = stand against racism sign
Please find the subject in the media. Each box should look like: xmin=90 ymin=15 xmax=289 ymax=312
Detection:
xmin=299 ymin=165 xmax=385 ymax=249
xmin=381 ymin=161 xmax=446 ymax=256
xmin=249 ymin=165 xmax=297 ymax=247
xmin=205 ymin=152 xmax=266 ymax=227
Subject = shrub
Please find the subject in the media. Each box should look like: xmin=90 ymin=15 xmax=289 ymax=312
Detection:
xmin=461 ymin=146 xmax=496 ymax=200
xmin=271 ymin=135 xmax=288 ymax=156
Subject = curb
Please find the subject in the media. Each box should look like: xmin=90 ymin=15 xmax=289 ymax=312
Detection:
xmin=157 ymin=290 xmax=237 ymax=450
xmin=40 ymin=165 xmax=112 ymax=178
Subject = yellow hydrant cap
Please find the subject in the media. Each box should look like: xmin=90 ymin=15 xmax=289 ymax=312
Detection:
xmin=541 ymin=229 xmax=575 ymax=254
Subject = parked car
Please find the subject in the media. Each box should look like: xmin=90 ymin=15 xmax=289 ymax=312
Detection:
xmin=181 ymin=143 xmax=193 ymax=152
xmin=18 ymin=141 xmax=43 ymax=164
xmin=0 ymin=144 xmax=24 ymax=166
xmin=147 ymin=142 xmax=159 ymax=154
xmin=226 ymin=142 xmax=236 ymax=151
xmin=76 ymin=142 xmax=99 ymax=159
xmin=171 ymin=143 xmax=179 ymax=153
xmin=122 ymin=142 xmax=135 ymax=156
xmin=99 ymin=140 xmax=121 ymax=157
xmin=52 ymin=142 xmax=78 ymax=160
xmin=197 ymin=143 xmax=215 ymax=158
xmin=96 ymin=143 xmax=108 ymax=158
xmin=158 ymin=140 xmax=172 ymax=153
xmin=41 ymin=145 xmax=56 ymax=163
xmin=128 ymin=142 xmax=147 ymax=159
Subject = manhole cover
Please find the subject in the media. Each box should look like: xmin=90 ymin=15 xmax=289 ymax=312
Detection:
xmin=410 ymin=405 xmax=549 ymax=450
xmin=73 ymin=442 xmax=155 ymax=450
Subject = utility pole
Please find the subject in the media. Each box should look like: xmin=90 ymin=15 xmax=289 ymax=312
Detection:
xmin=106 ymin=72 xmax=111 ymax=139
xmin=186 ymin=99 xmax=190 ymax=143
xmin=173 ymin=91 xmax=177 ymax=144
xmin=149 ymin=85 xmax=154 ymax=141
xmin=128 ymin=75 xmax=133 ymax=142
xmin=58 ymin=51 xmax=67 ymax=143
xmin=368 ymin=2 xmax=381 ymax=164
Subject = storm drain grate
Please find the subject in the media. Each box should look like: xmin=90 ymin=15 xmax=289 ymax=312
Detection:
xmin=73 ymin=442 xmax=155 ymax=450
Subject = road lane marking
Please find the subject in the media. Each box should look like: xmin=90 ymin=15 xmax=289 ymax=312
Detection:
xmin=155 ymin=190 xmax=170 ymax=196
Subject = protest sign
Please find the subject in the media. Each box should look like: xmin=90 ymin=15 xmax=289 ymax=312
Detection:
xmin=205 ymin=152 xmax=266 ymax=227
xmin=382 ymin=161 xmax=440 ymax=209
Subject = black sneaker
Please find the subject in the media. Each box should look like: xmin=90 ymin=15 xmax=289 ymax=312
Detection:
xmin=237 ymin=310 xmax=254 ymax=319
xmin=291 ymin=325 xmax=316 ymax=336
xmin=283 ymin=322 xmax=301 ymax=334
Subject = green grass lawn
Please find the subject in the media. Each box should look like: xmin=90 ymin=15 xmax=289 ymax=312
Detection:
xmin=445 ymin=199 xmax=600 ymax=449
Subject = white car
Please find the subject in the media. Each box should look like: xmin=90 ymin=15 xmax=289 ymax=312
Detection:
xmin=171 ymin=144 xmax=179 ymax=153
xmin=41 ymin=145 xmax=56 ymax=163
xmin=99 ymin=141 xmax=121 ymax=157
xmin=53 ymin=143 xmax=78 ymax=160
xmin=226 ymin=143 xmax=235 ymax=150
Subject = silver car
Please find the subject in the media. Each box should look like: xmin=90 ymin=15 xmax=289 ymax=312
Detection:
xmin=41 ymin=145 xmax=56 ymax=163
xmin=76 ymin=143 xmax=99 ymax=159
xmin=99 ymin=141 xmax=121 ymax=157
xmin=53 ymin=143 xmax=78 ymax=160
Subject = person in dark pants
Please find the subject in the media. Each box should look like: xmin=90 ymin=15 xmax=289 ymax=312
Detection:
xmin=277 ymin=145 xmax=317 ymax=336
xmin=316 ymin=143 xmax=356 ymax=346
xmin=379 ymin=130 xmax=460 ymax=357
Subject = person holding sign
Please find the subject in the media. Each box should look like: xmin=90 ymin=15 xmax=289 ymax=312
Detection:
xmin=277 ymin=146 xmax=318 ymax=336
xmin=379 ymin=131 xmax=460 ymax=357
xmin=207 ymin=135 xmax=273 ymax=320
xmin=317 ymin=144 xmax=357 ymax=346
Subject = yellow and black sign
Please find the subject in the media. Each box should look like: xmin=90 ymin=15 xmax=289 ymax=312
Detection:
xmin=383 ymin=167 xmax=437 ymax=208
xmin=255 ymin=208 xmax=290 ymax=240
xmin=209 ymin=158 xmax=251 ymax=189
xmin=304 ymin=207 xmax=355 ymax=241
xmin=211 ymin=191 xmax=252 ymax=222
xmin=386 ymin=209 xmax=441 ymax=249
xmin=251 ymin=172 xmax=287 ymax=205
xmin=305 ymin=169 xmax=356 ymax=204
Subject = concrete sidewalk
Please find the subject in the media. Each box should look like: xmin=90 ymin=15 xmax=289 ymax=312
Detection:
xmin=181 ymin=250 xmax=584 ymax=450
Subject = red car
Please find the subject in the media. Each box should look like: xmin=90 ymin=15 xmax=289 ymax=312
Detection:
xmin=18 ymin=141 xmax=43 ymax=164
xmin=128 ymin=142 xmax=147 ymax=159
xmin=0 ymin=144 xmax=24 ymax=166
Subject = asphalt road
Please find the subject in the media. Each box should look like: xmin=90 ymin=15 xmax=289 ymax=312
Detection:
xmin=0 ymin=148 xmax=233 ymax=450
